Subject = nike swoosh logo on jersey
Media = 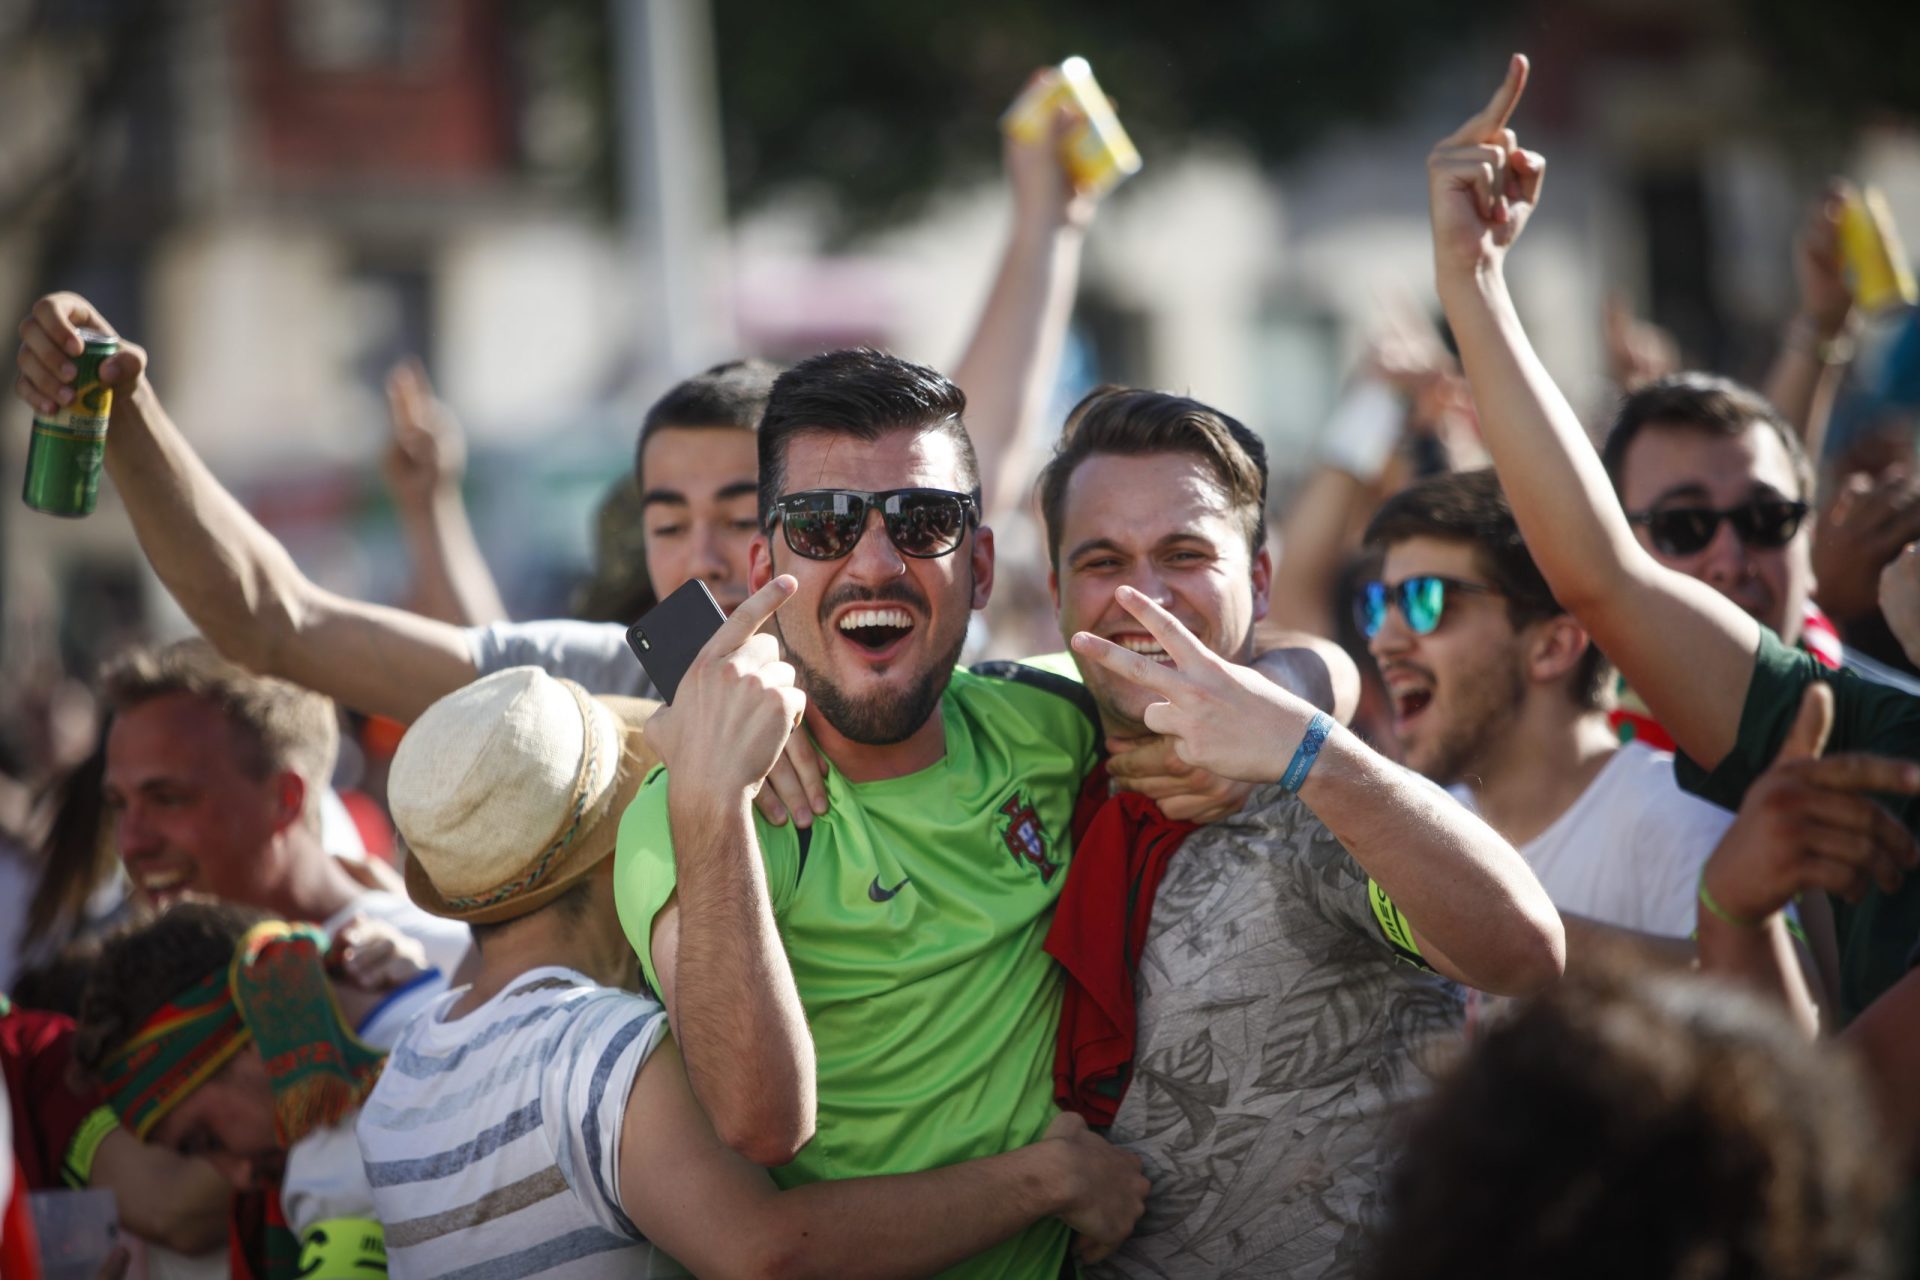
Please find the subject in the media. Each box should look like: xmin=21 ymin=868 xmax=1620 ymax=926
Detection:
xmin=868 ymin=875 xmax=911 ymax=902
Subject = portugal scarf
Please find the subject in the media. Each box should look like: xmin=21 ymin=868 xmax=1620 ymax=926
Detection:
xmin=99 ymin=921 xmax=385 ymax=1146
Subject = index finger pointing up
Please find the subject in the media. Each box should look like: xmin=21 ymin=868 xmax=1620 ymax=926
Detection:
xmin=1441 ymin=53 xmax=1530 ymax=147
xmin=713 ymin=575 xmax=797 ymax=649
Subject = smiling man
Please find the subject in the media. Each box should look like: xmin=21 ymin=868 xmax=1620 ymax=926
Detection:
xmin=99 ymin=641 xmax=471 ymax=976
xmin=1035 ymin=389 xmax=1562 ymax=1279
xmin=1360 ymin=470 xmax=1734 ymax=953
xmin=615 ymin=349 xmax=1116 ymax=1280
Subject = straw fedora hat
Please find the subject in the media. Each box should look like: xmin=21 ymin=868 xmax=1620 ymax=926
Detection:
xmin=393 ymin=668 xmax=660 ymax=925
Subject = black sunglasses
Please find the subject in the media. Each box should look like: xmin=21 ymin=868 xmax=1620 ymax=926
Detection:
xmin=765 ymin=487 xmax=980 ymax=561
xmin=1355 ymin=575 xmax=1501 ymax=639
xmin=1626 ymin=498 xmax=1810 ymax=557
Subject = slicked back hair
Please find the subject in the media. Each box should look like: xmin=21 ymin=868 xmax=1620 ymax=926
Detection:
xmin=756 ymin=349 xmax=979 ymax=525
xmin=1036 ymin=386 xmax=1269 ymax=569
xmin=1364 ymin=468 xmax=1610 ymax=710
xmin=1601 ymin=373 xmax=1813 ymax=502
xmin=635 ymin=358 xmax=782 ymax=484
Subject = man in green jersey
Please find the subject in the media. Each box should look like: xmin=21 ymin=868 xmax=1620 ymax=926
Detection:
xmin=617 ymin=349 xmax=1113 ymax=1278
xmin=1423 ymin=55 xmax=1920 ymax=1022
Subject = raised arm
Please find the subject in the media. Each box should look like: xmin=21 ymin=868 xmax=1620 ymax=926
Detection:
xmin=382 ymin=359 xmax=510 ymax=627
xmin=14 ymin=294 xmax=478 ymax=723
xmin=1075 ymin=586 xmax=1564 ymax=996
xmin=1761 ymin=182 xmax=1856 ymax=457
xmin=1427 ymin=58 xmax=1761 ymax=769
xmin=951 ymin=77 xmax=1100 ymax=527
xmin=639 ymin=576 xmax=816 ymax=1166
xmin=623 ymin=1039 xmax=1148 ymax=1278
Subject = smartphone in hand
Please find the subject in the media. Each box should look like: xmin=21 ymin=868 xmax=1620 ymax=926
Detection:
xmin=626 ymin=580 xmax=726 ymax=703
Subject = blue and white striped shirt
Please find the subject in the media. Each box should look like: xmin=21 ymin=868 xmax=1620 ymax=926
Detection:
xmin=355 ymin=968 xmax=682 ymax=1278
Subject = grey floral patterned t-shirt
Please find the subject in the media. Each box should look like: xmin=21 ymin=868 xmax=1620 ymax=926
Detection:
xmin=1094 ymin=784 xmax=1464 ymax=1280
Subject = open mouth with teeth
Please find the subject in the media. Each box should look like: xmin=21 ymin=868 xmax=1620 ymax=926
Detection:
xmin=132 ymin=865 xmax=197 ymax=901
xmin=837 ymin=606 xmax=916 ymax=656
xmin=1110 ymin=633 xmax=1172 ymax=665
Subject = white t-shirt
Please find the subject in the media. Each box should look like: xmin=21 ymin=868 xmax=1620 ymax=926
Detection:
xmin=323 ymin=890 xmax=472 ymax=983
xmin=1519 ymin=742 xmax=1733 ymax=938
xmin=282 ymin=971 xmax=446 ymax=1245
xmin=357 ymin=967 xmax=684 ymax=1278
xmin=466 ymin=620 xmax=655 ymax=698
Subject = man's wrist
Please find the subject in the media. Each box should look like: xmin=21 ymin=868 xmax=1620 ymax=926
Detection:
xmin=1697 ymin=862 xmax=1777 ymax=930
xmin=667 ymin=774 xmax=757 ymax=827
xmin=1029 ymin=1134 xmax=1082 ymax=1220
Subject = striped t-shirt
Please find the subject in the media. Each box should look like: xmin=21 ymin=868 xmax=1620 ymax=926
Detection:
xmin=355 ymin=967 xmax=682 ymax=1278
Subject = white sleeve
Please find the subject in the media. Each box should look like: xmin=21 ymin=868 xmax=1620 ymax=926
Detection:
xmin=464 ymin=620 xmax=655 ymax=697
xmin=543 ymin=996 xmax=671 ymax=1239
xmin=281 ymin=1121 xmax=379 ymax=1239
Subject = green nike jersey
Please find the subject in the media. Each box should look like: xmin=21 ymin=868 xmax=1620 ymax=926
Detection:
xmin=614 ymin=667 xmax=1100 ymax=1280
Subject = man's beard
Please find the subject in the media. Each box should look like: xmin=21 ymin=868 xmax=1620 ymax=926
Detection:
xmin=786 ymin=623 xmax=968 ymax=745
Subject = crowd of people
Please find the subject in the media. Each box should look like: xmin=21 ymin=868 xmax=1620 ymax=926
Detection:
xmin=3 ymin=52 xmax=1919 ymax=1280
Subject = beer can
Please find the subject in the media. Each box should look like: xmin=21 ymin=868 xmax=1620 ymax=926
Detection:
xmin=22 ymin=328 xmax=118 ymax=517
xmin=1839 ymin=185 xmax=1917 ymax=315
xmin=1001 ymin=57 xmax=1142 ymax=200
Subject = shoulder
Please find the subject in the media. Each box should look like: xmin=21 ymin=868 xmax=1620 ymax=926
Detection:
xmin=466 ymin=619 xmax=654 ymax=697
xmin=962 ymin=660 xmax=1102 ymax=738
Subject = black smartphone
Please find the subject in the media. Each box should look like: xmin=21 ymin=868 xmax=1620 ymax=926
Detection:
xmin=626 ymin=580 xmax=727 ymax=703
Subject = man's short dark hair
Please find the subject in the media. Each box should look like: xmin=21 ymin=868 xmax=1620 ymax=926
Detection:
xmin=634 ymin=358 xmax=782 ymax=483
xmin=72 ymin=899 xmax=267 ymax=1081
xmin=1364 ymin=468 xmax=1610 ymax=709
xmin=1600 ymin=373 xmax=1814 ymax=502
xmin=756 ymin=349 xmax=979 ymax=525
xmin=1035 ymin=386 xmax=1269 ymax=568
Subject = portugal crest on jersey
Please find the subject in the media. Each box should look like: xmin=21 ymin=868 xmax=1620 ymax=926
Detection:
xmin=998 ymin=792 xmax=1059 ymax=884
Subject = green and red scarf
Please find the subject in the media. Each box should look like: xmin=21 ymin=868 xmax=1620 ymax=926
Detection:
xmin=98 ymin=921 xmax=385 ymax=1146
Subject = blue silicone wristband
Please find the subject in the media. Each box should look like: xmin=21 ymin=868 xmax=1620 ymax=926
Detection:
xmin=1279 ymin=712 xmax=1334 ymax=792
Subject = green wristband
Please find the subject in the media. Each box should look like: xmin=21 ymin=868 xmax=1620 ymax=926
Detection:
xmin=1697 ymin=872 xmax=1765 ymax=930
xmin=61 ymin=1106 xmax=121 ymax=1188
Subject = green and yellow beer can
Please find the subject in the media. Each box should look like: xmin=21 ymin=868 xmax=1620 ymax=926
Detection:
xmin=22 ymin=328 xmax=118 ymax=517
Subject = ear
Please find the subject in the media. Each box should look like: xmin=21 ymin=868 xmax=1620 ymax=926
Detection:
xmin=1250 ymin=547 xmax=1273 ymax=625
xmin=969 ymin=524 xmax=995 ymax=611
xmin=749 ymin=533 xmax=774 ymax=591
xmin=1526 ymin=614 xmax=1591 ymax=690
xmin=271 ymin=771 xmax=307 ymax=838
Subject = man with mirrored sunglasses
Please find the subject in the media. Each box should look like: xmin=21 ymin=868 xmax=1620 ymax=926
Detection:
xmin=1360 ymin=469 xmax=1739 ymax=976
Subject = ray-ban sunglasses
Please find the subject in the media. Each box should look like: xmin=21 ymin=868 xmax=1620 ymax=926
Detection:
xmin=765 ymin=487 xmax=979 ymax=561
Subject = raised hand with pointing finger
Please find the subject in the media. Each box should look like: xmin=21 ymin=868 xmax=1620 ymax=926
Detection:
xmin=1071 ymin=585 xmax=1327 ymax=785
xmin=644 ymin=574 xmax=809 ymax=805
xmin=1427 ymin=54 xmax=1545 ymax=283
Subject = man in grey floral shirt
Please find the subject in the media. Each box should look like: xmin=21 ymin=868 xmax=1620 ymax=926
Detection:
xmin=1038 ymin=386 xmax=1561 ymax=1278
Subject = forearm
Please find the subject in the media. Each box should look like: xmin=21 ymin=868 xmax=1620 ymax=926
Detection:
xmin=951 ymin=219 xmax=1085 ymax=524
xmin=667 ymin=781 xmax=816 ymax=1165
xmin=755 ymin=1142 xmax=1069 ymax=1280
xmin=1761 ymin=317 xmax=1852 ymax=458
xmin=1441 ymin=272 xmax=1644 ymax=612
xmin=1267 ymin=466 xmax=1368 ymax=636
xmin=106 ymin=378 xmax=319 ymax=670
xmin=397 ymin=487 xmax=510 ymax=626
xmin=1300 ymin=731 xmax=1563 ymax=994
xmin=1442 ymin=268 xmax=1756 ymax=767
xmin=1696 ymin=910 xmax=1821 ymax=1037
xmin=1560 ymin=912 xmax=1696 ymax=973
